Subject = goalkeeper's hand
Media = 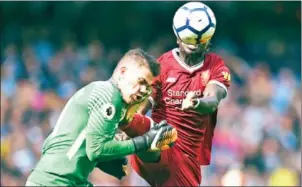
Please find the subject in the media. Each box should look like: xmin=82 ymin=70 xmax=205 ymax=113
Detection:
xmin=132 ymin=120 xmax=177 ymax=152
xmin=95 ymin=157 xmax=128 ymax=180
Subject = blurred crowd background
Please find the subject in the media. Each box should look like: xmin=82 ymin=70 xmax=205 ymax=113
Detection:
xmin=1 ymin=1 xmax=301 ymax=186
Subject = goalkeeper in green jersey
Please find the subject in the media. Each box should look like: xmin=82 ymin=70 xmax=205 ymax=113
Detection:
xmin=25 ymin=49 xmax=177 ymax=186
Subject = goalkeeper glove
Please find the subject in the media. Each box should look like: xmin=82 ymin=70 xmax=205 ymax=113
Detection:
xmin=132 ymin=120 xmax=177 ymax=152
xmin=96 ymin=157 xmax=128 ymax=180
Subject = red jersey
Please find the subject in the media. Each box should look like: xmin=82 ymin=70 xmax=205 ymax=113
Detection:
xmin=150 ymin=48 xmax=231 ymax=165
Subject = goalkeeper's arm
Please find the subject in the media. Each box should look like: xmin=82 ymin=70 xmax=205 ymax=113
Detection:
xmin=86 ymin=113 xmax=175 ymax=162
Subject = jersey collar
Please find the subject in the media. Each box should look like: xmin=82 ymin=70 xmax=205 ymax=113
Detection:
xmin=172 ymin=48 xmax=204 ymax=73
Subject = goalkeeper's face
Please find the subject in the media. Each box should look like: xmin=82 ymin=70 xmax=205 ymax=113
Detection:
xmin=118 ymin=63 xmax=153 ymax=105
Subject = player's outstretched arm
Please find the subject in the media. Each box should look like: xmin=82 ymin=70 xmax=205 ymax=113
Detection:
xmin=85 ymin=83 xmax=172 ymax=162
xmin=194 ymin=83 xmax=226 ymax=113
xmin=84 ymin=84 xmax=137 ymax=162
xmin=85 ymin=117 xmax=135 ymax=162
xmin=181 ymin=83 xmax=227 ymax=113
xmin=181 ymin=61 xmax=231 ymax=113
xmin=86 ymin=113 xmax=177 ymax=162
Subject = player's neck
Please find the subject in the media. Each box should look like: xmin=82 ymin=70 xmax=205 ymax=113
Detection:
xmin=179 ymin=52 xmax=205 ymax=67
xmin=109 ymin=77 xmax=119 ymax=90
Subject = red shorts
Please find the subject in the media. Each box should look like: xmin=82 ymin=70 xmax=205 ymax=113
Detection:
xmin=130 ymin=147 xmax=201 ymax=186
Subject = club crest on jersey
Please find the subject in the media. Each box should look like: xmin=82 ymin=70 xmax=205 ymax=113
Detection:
xmin=222 ymin=71 xmax=231 ymax=82
xmin=102 ymin=103 xmax=116 ymax=120
xmin=201 ymin=70 xmax=210 ymax=85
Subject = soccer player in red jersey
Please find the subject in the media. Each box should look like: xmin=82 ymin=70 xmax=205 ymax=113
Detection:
xmin=119 ymin=2 xmax=231 ymax=186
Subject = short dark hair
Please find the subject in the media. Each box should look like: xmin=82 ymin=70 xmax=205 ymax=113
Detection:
xmin=122 ymin=48 xmax=160 ymax=77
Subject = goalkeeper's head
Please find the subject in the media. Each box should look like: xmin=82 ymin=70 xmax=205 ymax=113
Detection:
xmin=112 ymin=48 xmax=159 ymax=105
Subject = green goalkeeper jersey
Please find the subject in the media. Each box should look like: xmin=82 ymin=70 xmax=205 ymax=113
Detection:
xmin=27 ymin=81 xmax=135 ymax=186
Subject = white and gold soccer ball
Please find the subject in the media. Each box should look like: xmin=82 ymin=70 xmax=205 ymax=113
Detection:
xmin=173 ymin=2 xmax=216 ymax=45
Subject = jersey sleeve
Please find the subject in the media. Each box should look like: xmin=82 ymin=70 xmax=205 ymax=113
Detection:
xmin=85 ymin=84 xmax=135 ymax=162
xmin=208 ymin=57 xmax=231 ymax=97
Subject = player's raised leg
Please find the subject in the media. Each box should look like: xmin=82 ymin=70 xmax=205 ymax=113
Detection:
xmin=120 ymin=114 xmax=176 ymax=163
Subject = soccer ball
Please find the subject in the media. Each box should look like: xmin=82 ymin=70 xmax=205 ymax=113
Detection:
xmin=173 ymin=2 xmax=216 ymax=45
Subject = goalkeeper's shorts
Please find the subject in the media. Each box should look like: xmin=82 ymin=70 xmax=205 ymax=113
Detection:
xmin=130 ymin=146 xmax=201 ymax=186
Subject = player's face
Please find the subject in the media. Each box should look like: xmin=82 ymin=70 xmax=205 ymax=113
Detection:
xmin=118 ymin=63 xmax=153 ymax=105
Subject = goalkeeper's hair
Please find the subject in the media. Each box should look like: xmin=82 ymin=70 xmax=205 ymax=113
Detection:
xmin=116 ymin=48 xmax=160 ymax=77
